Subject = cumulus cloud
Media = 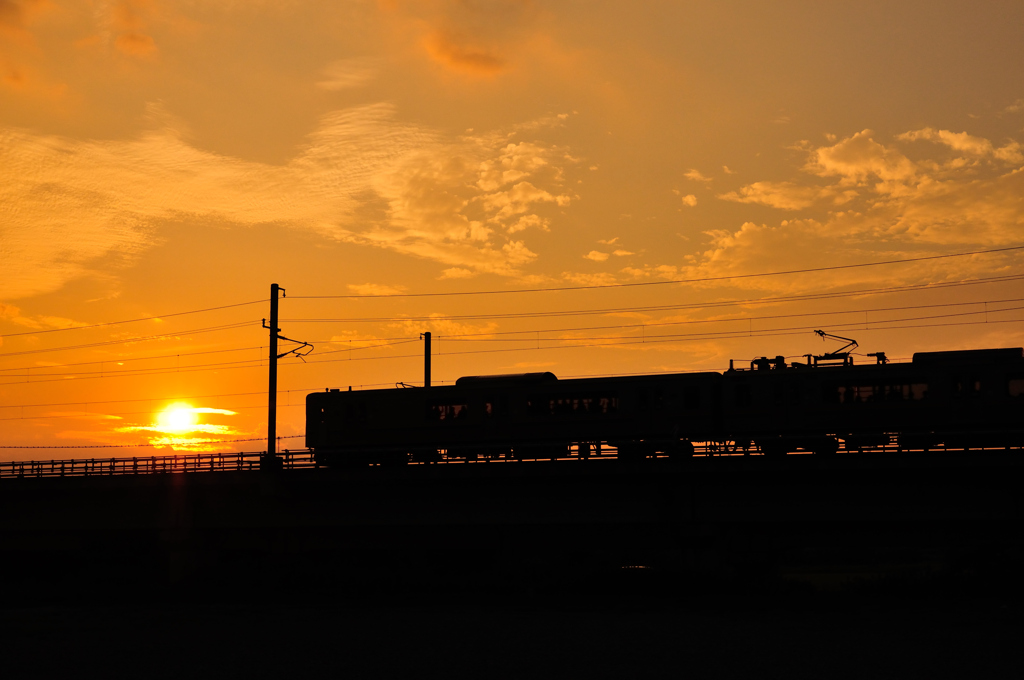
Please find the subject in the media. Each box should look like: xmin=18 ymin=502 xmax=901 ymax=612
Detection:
xmin=673 ymin=127 xmax=1024 ymax=292
xmin=718 ymin=181 xmax=855 ymax=210
xmin=0 ymin=102 xmax=577 ymax=299
xmin=680 ymin=194 xmax=697 ymax=207
xmin=584 ymin=250 xmax=609 ymax=261
xmin=684 ymin=169 xmax=712 ymax=182
xmin=439 ymin=267 xmax=475 ymax=279
xmin=899 ymin=127 xmax=1024 ymax=164
xmin=480 ymin=181 xmax=570 ymax=222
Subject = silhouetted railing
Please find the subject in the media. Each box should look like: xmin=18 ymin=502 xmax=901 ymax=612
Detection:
xmin=0 ymin=449 xmax=318 ymax=479
xmin=3 ymin=435 xmax=1021 ymax=479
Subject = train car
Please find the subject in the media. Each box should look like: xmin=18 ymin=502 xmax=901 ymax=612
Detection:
xmin=305 ymin=371 xmax=723 ymax=465
xmin=721 ymin=347 xmax=1024 ymax=455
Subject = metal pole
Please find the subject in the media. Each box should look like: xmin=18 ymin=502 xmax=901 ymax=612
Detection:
xmin=423 ymin=332 xmax=431 ymax=387
xmin=266 ymin=283 xmax=281 ymax=469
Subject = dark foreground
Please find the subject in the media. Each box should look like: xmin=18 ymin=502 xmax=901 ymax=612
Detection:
xmin=3 ymin=451 xmax=1023 ymax=677
xmin=2 ymin=590 xmax=1020 ymax=679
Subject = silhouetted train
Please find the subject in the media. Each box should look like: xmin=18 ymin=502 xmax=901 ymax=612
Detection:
xmin=305 ymin=346 xmax=1024 ymax=464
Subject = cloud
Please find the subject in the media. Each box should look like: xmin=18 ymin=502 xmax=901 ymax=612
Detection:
xmin=684 ymin=169 xmax=712 ymax=182
xmin=476 ymin=142 xmax=552 ymax=191
xmin=1003 ymin=99 xmax=1024 ymax=114
xmin=507 ymin=213 xmax=549 ymax=234
xmin=561 ymin=271 xmax=617 ymax=286
xmin=387 ymin=313 xmax=498 ymax=340
xmin=584 ymin=250 xmax=609 ymax=261
xmin=808 ymin=130 xmax=918 ymax=189
xmin=612 ymin=249 xmax=634 ymax=257
xmin=438 ymin=267 xmax=475 ymax=279
xmin=110 ymin=0 xmax=158 ymax=57
xmin=680 ymin=194 xmax=697 ymax=207
xmin=347 ymin=283 xmax=407 ymax=296
xmin=597 ymin=237 xmax=618 ymax=245
xmin=480 ymin=181 xmax=570 ymax=222
xmin=898 ymin=127 xmax=1024 ymax=164
xmin=423 ymin=29 xmax=503 ymax=75
xmin=670 ymin=127 xmax=1024 ymax=293
xmin=717 ymin=181 xmax=852 ymax=211
xmin=317 ymin=57 xmax=380 ymax=90
xmin=381 ymin=0 xmax=541 ymax=77
xmin=0 ymin=103 xmax=576 ymax=299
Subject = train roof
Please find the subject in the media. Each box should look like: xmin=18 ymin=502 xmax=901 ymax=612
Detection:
xmin=912 ymin=347 xmax=1023 ymax=364
xmin=455 ymin=372 xmax=558 ymax=387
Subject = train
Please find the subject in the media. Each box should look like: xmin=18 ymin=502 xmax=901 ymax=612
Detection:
xmin=305 ymin=341 xmax=1024 ymax=465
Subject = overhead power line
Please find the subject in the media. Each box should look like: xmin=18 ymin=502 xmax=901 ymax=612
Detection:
xmin=0 ymin=300 xmax=265 ymax=339
xmin=431 ymin=298 xmax=1024 ymax=339
xmin=0 ymin=321 xmax=259 ymax=359
xmin=281 ymin=274 xmax=1024 ymax=323
xmin=292 ymin=245 xmax=1024 ymax=299
xmin=3 ymin=309 xmax=1024 ymax=386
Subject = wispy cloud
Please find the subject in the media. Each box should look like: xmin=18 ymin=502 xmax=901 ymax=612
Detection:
xmin=317 ymin=57 xmax=380 ymax=90
xmin=0 ymin=102 xmax=577 ymax=300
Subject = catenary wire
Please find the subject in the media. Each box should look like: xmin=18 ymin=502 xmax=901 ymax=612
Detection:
xmin=0 ymin=321 xmax=259 ymax=359
xmin=0 ymin=300 xmax=265 ymax=338
xmin=282 ymin=274 xmax=1024 ymax=323
xmin=291 ymin=245 xmax=1024 ymax=299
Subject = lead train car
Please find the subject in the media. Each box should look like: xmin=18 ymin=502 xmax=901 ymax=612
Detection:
xmin=306 ymin=371 xmax=723 ymax=465
xmin=721 ymin=347 xmax=1024 ymax=455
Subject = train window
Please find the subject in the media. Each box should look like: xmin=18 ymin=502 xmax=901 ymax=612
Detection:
xmin=835 ymin=383 xmax=927 ymax=404
xmin=483 ymin=396 xmax=507 ymax=418
xmin=683 ymin=386 xmax=701 ymax=410
xmin=426 ymin=403 xmax=470 ymax=422
xmin=953 ymin=378 xmax=981 ymax=397
xmin=345 ymin=402 xmax=368 ymax=423
xmin=734 ymin=383 xmax=752 ymax=408
xmin=1009 ymin=379 xmax=1024 ymax=397
xmin=527 ymin=394 xmax=619 ymax=417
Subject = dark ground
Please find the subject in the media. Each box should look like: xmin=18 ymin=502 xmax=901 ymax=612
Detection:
xmin=3 ymin=583 xmax=1021 ymax=679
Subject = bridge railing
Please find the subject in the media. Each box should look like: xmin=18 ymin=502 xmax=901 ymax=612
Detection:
xmin=0 ymin=449 xmax=319 ymax=479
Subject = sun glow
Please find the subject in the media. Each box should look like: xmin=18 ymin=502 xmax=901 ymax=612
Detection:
xmin=157 ymin=403 xmax=200 ymax=434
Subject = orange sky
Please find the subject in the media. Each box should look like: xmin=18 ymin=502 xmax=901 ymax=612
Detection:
xmin=2 ymin=0 xmax=1024 ymax=457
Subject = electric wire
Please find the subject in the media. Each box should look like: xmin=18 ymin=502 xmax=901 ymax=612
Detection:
xmin=0 ymin=321 xmax=259 ymax=359
xmin=282 ymin=273 xmax=1024 ymax=323
xmin=3 ymin=309 xmax=1023 ymax=387
xmin=291 ymin=245 xmax=1024 ymax=299
xmin=0 ymin=300 xmax=265 ymax=338
xmin=431 ymin=299 xmax=1024 ymax=340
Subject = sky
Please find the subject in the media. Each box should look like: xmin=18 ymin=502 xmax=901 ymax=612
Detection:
xmin=2 ymin=0 xmax=1024 ymax=457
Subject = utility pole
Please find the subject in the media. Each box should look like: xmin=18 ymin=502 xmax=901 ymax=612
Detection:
xmin=422 ymin=332 xmax=431 ymax=387
xmin=264 ymin=283 xmax=283 ymax=470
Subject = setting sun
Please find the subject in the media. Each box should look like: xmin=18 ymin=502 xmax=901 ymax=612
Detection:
xmin=157 ymin=404 xmax=199 ymax=434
